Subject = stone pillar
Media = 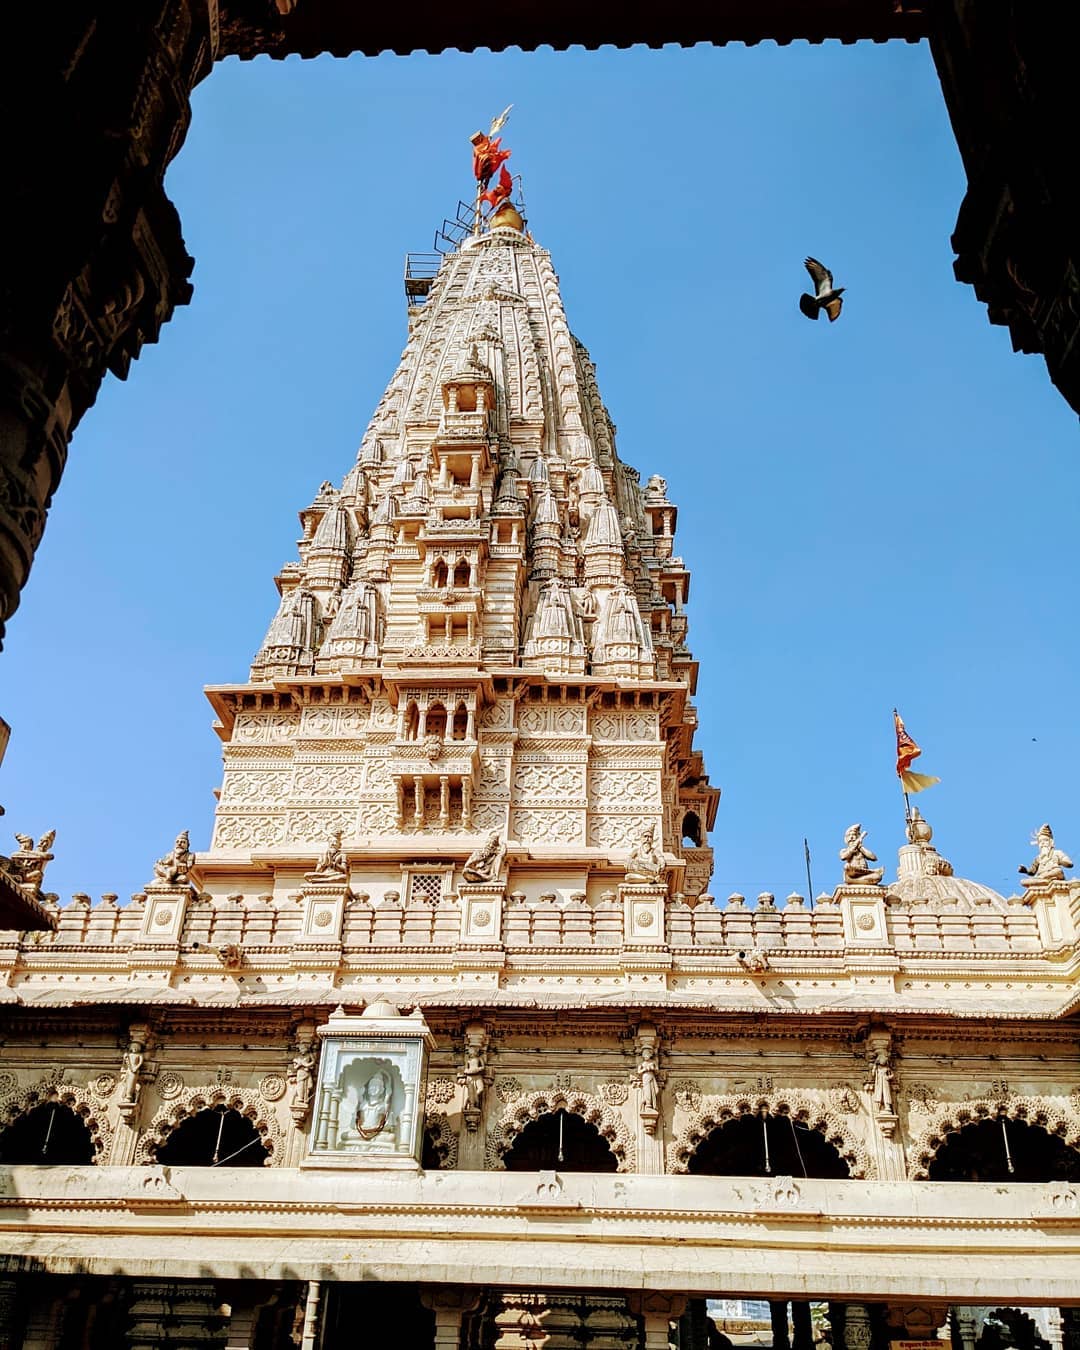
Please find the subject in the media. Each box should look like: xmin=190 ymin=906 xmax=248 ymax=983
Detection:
xmin=421 ymin=1286 xmax=483 ymax=1349
xmin=771 ymin=1301 xmax=792 ymax=1350
xmin=1045 ymin=1312 xmax=1065 ymax=1350
xmin=0 ymin=3 xmax=216 ymax=647
xmin=298 ymin=1281 xmax=321 ymax=1350
xmin=844 ymin=1304 xmax=873 ymax=1350
xmin=792 ymin=1301 xmax=814 ymax=1350
xmin=953 ymin=1308 xmax=978 ymax=1350
xmin=628 ymin=1293 xmax=687 ymax=1350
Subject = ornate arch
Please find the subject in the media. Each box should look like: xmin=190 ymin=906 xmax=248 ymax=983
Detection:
xmin=0 ymin=1072 xmax=114 ymax=1163
xmin=423 ymin=1111 xmax=459 ymax=1169
xmin=666 ymin=1091 xmax=873 ymax=1179
xmin=135 ymin=1086 xmax=287 ymax=1166
xmin=907 ymin=1094 xmax=1080 ymax=1179
xmin=485 ymin=1088 xmax=635 ymax=1172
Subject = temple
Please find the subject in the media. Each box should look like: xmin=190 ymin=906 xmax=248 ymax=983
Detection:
xmin=2 ymin=160 xmax=1080 ymax=1349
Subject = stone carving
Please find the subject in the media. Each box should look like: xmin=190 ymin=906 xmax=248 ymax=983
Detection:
xmin=152 ymin=831 xmax=193 ymax=887
xmin=306 ymin=829 xmax=348 ymax=883
xmin=118 ymin=1027 xmax=150 ymax=1122
xmin=667 ymin=1091 xmax=873 ymax=1178
xmin=486 ymin=1087 xmax=635 ymax=1172
xmin=599 ymin=1082 xmax=629 ymax=1107
xmin=862 ymin=1029 xmax=897 ymax=1137
xmin=258 ymin=1074 xmax=288 ymax=1103
xmin=830 ymin=1084 xmax=861 ymax=1114
xmin=346 ymin=1070 xmax=397 ymax=1144
xmin=288 ymin=1029 xmax=318 ymax=1125
xmin=1 ymin=829 xmax=55 ymax=895
xmin=90 ymin=1072 xmax=118 ymax=1099
xmin=672 ymin=1080 xmax=702 ymax=1112
xmin=426 ymin=1077 xmax=456 ymax=1107
xmin=636 ymin=1034 xmax=661 ymax=1136
xmin=156 ymin=1072 xmax=185 ymax=1101
xmin=907 ymin=1082 xmax=938 ymax=1112
xmin=625 ymin=822 xmax=665 ymax=883
xmin=907 ymin=1093 xmax=1080 ymax=1179
xmin=462 ymin=831 xmax=507 ymax=884
xmin=496 ymin=1077 xmax=522 ymax=1104
xmin=840 ymin=823 xmax=884 ymax=886
xmin=1018 ymin=823 xmax=1074 ymax=888
xmin=458 ymin=1023 xmax=490 ymax=1131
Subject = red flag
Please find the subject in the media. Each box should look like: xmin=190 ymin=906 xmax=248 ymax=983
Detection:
xmin=894 ymin=710 xmax=940 ymax=793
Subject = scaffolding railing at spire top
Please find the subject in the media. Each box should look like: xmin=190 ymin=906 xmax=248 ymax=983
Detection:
xmin=404 ymin=175 xmax=529 ymax=307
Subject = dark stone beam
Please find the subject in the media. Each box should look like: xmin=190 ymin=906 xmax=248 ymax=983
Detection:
xmin=0 ymin=2 xmax=215 ymax=647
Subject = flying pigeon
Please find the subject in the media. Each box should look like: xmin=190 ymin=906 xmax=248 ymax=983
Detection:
xmin=799 ymin=257 xmax=845 ymax=322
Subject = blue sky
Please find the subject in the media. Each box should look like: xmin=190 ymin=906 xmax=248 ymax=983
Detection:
xmin=1 ymin=40 xmax=1077 ymax=906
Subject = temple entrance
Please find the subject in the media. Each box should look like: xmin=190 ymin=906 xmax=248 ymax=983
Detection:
xmin=321 ymin=1283 xmax=434 ymax=1346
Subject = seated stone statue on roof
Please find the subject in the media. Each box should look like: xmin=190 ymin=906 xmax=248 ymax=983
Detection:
xmin=840 ymin=823 xmax=884 ymax=887
xmin=1018 ymin=823 xmax=1073 ymax=889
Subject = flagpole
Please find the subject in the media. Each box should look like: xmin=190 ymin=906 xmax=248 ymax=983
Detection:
xmin=893 ymin=708 xmax=913 ymax=831
xmin=803 ymin=837 xmax=814 ymax=909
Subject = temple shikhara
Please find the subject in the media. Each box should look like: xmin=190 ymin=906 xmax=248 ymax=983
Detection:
xmin=2 ymin=132 xmax=1080 ymax=1349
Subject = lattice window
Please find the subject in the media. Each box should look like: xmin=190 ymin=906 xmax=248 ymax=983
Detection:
xmin=407 ymin=871 xmax=445 ymax=906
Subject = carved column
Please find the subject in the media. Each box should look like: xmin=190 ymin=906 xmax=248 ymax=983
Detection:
xmin=0 ymin=4 xmax=216 ymax=646
xmin=953 ymin=1308 xmax=978 ymax=1350
xmin=297 ymin=1282 xmax=321 ymax=1350
xmin=421 ymin=1287 xmax=483 ymax=1350
xmin=628 ymin=1293 xmax=687 ymax=1350
xmin=844 ymin=1304 xmax=873 ymax=1350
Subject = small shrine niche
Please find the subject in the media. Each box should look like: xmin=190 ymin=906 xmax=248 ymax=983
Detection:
xmin=304 ymin=1001 xmax=436 ymax=1171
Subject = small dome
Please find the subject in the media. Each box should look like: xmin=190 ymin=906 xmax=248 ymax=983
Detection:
xmin=361 ymin=998 xmax=401 ymax=1019
xmin=891 ymin=817 xmax=1006 ymax=909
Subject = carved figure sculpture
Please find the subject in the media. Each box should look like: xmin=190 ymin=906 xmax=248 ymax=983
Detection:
xmin=290 ymin=1043 xmax=317 ymax=1124
xmin=119 ymin=1034 xmax=146 ymax=1108
xmin=1018 ymin=824 xmax=1074 ymax=888
xmin=354 ymin=1070 xmax=396 ymax=1142
xmin=840 ymin=824 xmax=884 ymax=886
xmin=460 ymin=1050 xmax=486 ymax=1113
xmin=152 ymin=831 xmax=193 ymax=886
xmin=307 ymin=830 xmax=347 ymax=884
xmin=638 ymin=1043 xmax=660 ymax=1113
xmin=462 ymin=831 xmax=506 ymax=884
xmin=864 ymin=1046 xmax=894 ymax=1115
xmin=3 ymin=829 xmax=55 ymax=895
xmin=626 ymin=823 xmax=665 ymax=883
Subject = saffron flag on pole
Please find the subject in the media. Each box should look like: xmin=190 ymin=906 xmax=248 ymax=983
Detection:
xmin=894 ymin=709 xmax=940 ymax=793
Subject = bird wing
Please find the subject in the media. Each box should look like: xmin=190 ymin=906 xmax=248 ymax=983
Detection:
xmin=799 ymin=293 xmax=820 ymax=320
xmin=804 ymin=256 xmax=833 ymax=296
xmin=824 ymin=296 xmax=843 ymax=322
xmin=37 ymin=829 xmax=56 ymax=852
xmin=489 ymin=104 xmax=513 ymax=136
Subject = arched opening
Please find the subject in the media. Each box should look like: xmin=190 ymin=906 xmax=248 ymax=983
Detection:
xmin=682 ymin=810 xmax=703 ymax=847
xmin=433 ymin=558 xmax=449 ymax=589
xmin=155 ymin=1105 xmax=270 ymax=1168
xmin=453 ymin=558 xmax=470 ymax=588
xmin=451 ymin=702 xmax=469 ymax=740
xmin=503 ymin=1108 xmax=619 ymax=1173
xmin=687 ymin=1111 xmax=851 ymax=1179
xmin=424 ymin=702 xmax=447 ymax=739
xmin=403 ymin=700 xmax=419 ymax=740
xmin=927 ymin=1117 xmax=1080 ymax=1182
xmin=0 ymin=1101 xmax=96 ymax=1165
